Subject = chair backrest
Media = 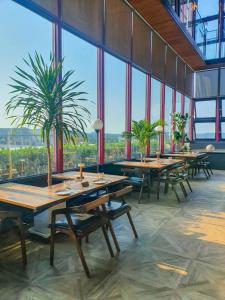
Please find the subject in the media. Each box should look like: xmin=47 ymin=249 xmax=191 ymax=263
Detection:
xmin=121 ymin=168 xmax=136 ymax=176
xmin=79 ymin=194 xmax=109 ymax=212
xmin=108 ymin=185 xmax=132 ymax=199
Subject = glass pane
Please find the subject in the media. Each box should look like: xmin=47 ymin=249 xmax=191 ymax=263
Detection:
xmin=0 ymin=0 xmax=53 ymax=181
xmin=105 ymin=53 xmax=125 ymax=162
xmin=195 ymin=69 xmax=218 ymax=98
xmin=222 ymin=99 xmax=225 ymax=116
xmin=176 ymin=92 xmax=182 ymax=113
xmin=151 ymin=78 xmax=161 ymax=153
xmin=220 ymin=68 xmax=225 ymax=95
xmin=195 ymin=123 xmax=215 ymax=139
xmin=221 ymin=123 xmax=225 ymax=139
xmin=180 ymin=0 xmax=194 ymax=36
xmin=185 ymin=97 xmax=190 ymax=139
xmin=132 ymin=68 xmax=146 ymax=158
xmin=195 ymin=100 xmax=216 ymax=118
xmin=196 ymin=0 xmax=218 ymax=19
xmin=62 ymin=30 xmax=97 ymax=169
xmin=164 ymin=86 xmax=173 ymax=153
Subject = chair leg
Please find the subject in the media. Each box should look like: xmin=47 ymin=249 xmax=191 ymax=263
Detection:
xmin=85 ymin=235 xmax=89 ymax=243
xmin=180 ymin=182 xmax=187 ymax=197
xmin=186 ymin=179 xmax=192 ymax=192
xmin=108 ymin=221 xmax=120 ymax=253
xmin=202 ymin=168 xmax=209 ymax=179
xmin=70 ymin=232 xmax=91 ymax=278
xmin=206 ymin=167 xmax=211 ymax=177
xmin=138 ymin=185 xmax=144 ymax=204
xmin=210 ymin=166 xmax=213 ymax=175
xmin=101 ymin=226 xmax=114 ymax=258
xmin=172 ymin=185 xmax=180 ymax=202
xmin=17 ymin=220 xmax=27 ymax=268
xmin=127 ymin=211 xmax=138 ymax=239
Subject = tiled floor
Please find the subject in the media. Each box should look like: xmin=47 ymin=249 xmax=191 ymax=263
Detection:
xmin=1 ymin=171 xmax=225 ymax=299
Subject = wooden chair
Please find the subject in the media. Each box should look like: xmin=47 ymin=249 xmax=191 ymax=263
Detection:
xmin=50 ymin=195 xmax=118 ymax=278
xmin=0 ymin=210 xmax=27 ymax=268
xmin=160 ymin=165 xmax=188 ymax=202
xmin=106 ymin=186 xmax=138 ymax=241
xmin=121 ymin=168 xmax=150 ymax=203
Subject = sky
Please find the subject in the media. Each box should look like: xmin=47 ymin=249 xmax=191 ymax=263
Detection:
xmin=0 ymin=0 xmax=212 ymax=137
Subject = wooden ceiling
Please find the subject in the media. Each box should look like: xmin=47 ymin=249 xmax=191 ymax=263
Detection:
xmin=128 ymin=0 xmax=206 ymax=70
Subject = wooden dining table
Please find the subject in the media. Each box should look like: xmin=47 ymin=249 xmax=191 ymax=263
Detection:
xmin=114 ymin=159 xmax=183 ymax=200
xmin=0 ymin=172 xmax=127 ymax=238
xmin=162 ymin=152 xmax=207 ymax=159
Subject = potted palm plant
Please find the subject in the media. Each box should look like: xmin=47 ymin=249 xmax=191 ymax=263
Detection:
xmin=123 ymin=119 xmax=164 ymax=162
xmin=171 ymin=112 xmax=189 ymax=152
xmin=6 ymin=52 xmax=90 ymax=186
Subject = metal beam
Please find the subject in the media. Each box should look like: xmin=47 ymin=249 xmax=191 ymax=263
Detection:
xmin=97 ymin=48 xmax=105 ymax=165
xmin=125 ymin=64 xmax=132 ymax=160
xmin=53 ymin=0 xmax=63 ymax=173
xmin=145 ymin=74 xmax=151 ymax=156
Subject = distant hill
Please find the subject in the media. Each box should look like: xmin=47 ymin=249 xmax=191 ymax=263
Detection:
xmin=0 ymin=128 xmax=123 ymax=147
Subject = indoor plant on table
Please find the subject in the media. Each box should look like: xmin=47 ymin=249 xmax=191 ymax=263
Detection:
xmin=123 ymin=119 xmax=164 ymax=162
xmin=6 ymin=52 xmax=90 ymax=186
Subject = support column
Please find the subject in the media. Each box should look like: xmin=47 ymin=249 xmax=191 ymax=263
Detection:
xmin=125 ymin=64 xmax=132 ymax=160
xmin=160 ymin=83 xmax=165 ymax=154
xmin=53 ymin=0 xmax=63 ymax=173
xmin=97 ymin=48 xmax=105 ymax=164
xmin=181 ymin=94 xmax=185 ymax=145
xmin=171 ymin=89 xmax=176 ymax=152
xmin=189 ymin=98 xmax=194 ymax=142
xmin=145 ymin=74 xmax=151 ymax=156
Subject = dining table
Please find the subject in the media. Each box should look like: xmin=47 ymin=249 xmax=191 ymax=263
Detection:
xmin=114 ymin=158 xmax=183 ymax=200
xmin=162 ymin=152 xmax=207 ymax=159
xmin=0 ymin=172 xmax=127 ymax=238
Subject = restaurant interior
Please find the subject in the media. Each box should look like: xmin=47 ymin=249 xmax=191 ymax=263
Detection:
xmin=1 ymin=0 xmax=225 ymax=299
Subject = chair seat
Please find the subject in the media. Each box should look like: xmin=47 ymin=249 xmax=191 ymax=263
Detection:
xmin=123 ymin=177 xmax=143 ymax=186
xmin=106 ymin=201 xmax=131 ymax=220
xmin=55 ymin=214 xmax=106 ymax=236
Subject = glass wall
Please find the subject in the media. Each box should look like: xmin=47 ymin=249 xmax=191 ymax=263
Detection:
xmin=164 ymin=86 xmax=173 ymax=153
xmin=104 ymin=53 xmax=126 ymax=162
xmin=0 ymin=0 xmax=53 ymax=181
xmin=131 ymin=68 xmax=146 ymax=158
xmin=151 ymin=78 xmax=161 ymax=153
xmin=62 ymin=30 xmax=97 ymax=169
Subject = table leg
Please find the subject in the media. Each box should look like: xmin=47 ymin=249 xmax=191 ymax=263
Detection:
xmin=157 ymin=172 xmax=160 ymax=200
xmin=28 ymin=203 xmax=66 ymax=239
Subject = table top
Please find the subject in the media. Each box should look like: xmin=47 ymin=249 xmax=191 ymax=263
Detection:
xmin=0 ymin=172 xmax=126 ymax=211
xmin=114 ymin=159 xmax=182 ymax=170
xmin=162 ymin=152 xmax=207 ymax=159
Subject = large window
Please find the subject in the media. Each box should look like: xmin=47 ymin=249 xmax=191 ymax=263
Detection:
xmin=131 ymin=68 xmax=146 ymax=158
xmin=104 ymin=53 xmax=126 ymax=162
xmin=0 ymin=1 xmax=53 ymax=181
xmin=62 ymin=30 xmax=97 ymax=169
xmin=164 ymin=86 xmax=173 ymax=153
xmin=193 ymin=99 xmax=216 ymax=140
xmin=151 ymin=78 xmax=161 ymax=153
